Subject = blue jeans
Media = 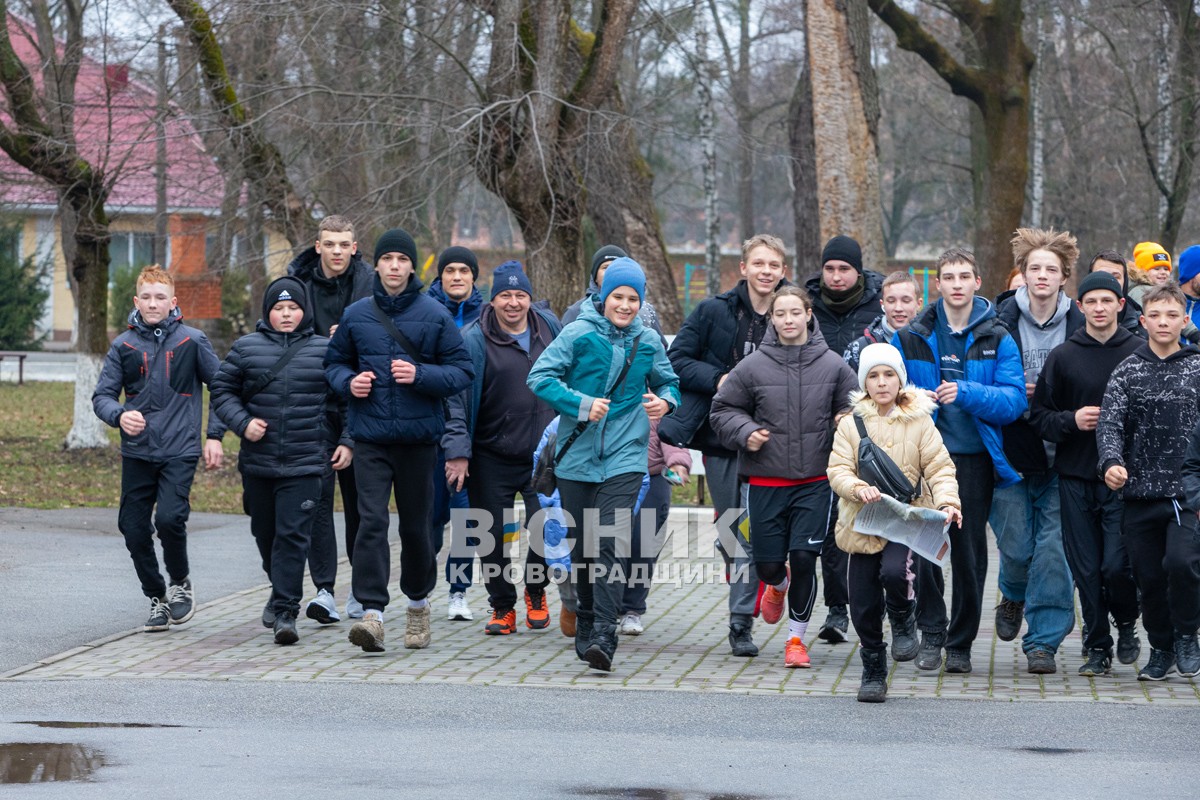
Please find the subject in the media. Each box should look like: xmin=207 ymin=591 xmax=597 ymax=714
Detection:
xmin=989 ymin=472 xmax=1075 ymax=653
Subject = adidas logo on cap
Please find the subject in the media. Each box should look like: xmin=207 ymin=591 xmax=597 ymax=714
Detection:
xmin=278 ymin=290 xmax=292 ymax=300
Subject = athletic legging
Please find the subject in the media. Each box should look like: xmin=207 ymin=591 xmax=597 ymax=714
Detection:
xmin=757 ymin=550 xmax=819 ymax=623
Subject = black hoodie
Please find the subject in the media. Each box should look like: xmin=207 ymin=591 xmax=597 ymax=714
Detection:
xmin=1096 ymin=342 xmax=1200 ymax=500
xmin=1029 ymin=326 xmax=1142 ymax=481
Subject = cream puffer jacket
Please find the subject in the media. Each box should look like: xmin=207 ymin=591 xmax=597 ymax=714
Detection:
xmin=827 ymin=388 xmax=960 ymax=555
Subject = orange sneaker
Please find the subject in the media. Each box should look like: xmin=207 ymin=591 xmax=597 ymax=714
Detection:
xmin=785 ymin=637 xmax=810 ymax=668
xmin=484 ymin=609 xmax=516 ymax=635
xmin=761 ymin=583 xmax=787 ymax=625
xmin=525 ymin=589 xmax=551 ymax=630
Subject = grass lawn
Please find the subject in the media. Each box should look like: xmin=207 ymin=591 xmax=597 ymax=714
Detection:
xmin=0 ymin=381 xmax=245 ymax=513
xmin=0 ymin=381 xmax=707 ymax=513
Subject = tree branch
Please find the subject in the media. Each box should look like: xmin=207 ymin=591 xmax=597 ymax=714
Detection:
xmin=866 ymin=0 xmax=986 ymax=105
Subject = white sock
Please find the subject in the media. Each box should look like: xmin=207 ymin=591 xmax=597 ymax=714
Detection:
xmin=408 ymin=598 xmax=429 ymax=610
xmin=788 ymin=620 xmax=808 ymax=642
xmin=364 ymin=609 xmax=384 ymax=623
xmin=774 ymin=578 xmax=789 ymax=591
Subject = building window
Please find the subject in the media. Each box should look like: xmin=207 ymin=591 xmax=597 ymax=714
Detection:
xmin=109 ymin=232 xmax=159 ymax=280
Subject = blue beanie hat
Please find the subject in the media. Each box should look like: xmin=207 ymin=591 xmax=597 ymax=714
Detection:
xmin=373 ymin=228 xmax=418 ymax=267
xmin=1178 ymin=245 xmax=1200 ymax=285
xmin=599 ymin=257 xmax=646 ymax=303
xmin=490 ymin=260 xmax=534 ymax=300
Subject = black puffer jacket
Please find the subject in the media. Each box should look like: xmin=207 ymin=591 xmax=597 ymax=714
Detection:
xmin=287 ymin=248 xmax=374 ymax=337
xmin=805 ymin=269 xmax=886 ymax=357
xmin=660 ymin=279 xmax=783 ymax=455
xmin=710 ymin=326 xmax=858 ymax=480
xmin=210 ymin=278 xmax=350 ymax=478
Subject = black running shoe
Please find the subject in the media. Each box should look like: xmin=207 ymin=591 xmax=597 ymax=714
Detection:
xmin=1174 ymin=633 xmax=1200 ymax=678
xmin=1116 ymin=622 xmax=1141 ymax=665
xmin=818 ymin=605 xmax=848 ymax=644
xmin=1078 ymin=649 xmax=1112 ymax=677
xmin=994 ymin=597 xmax=1024 ymax=642
xmin=1137 ymin=648 xmax=1176 ymax=681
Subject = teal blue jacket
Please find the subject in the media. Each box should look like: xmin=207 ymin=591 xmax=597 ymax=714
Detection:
xmin=527 ymin=300 xmax=680 ymax=482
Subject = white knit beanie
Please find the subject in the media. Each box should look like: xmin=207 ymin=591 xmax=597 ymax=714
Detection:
xmin=857 ymin=342 xmax=907 ymax=392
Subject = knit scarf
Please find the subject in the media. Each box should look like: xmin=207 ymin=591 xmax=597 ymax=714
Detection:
xmin=821 ymin=274 xmax=865 ymax=315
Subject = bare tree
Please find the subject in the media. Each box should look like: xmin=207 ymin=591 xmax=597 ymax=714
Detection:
xmin=868 ymin=0 xmax=1034 ymax=296
xmin=0 ymin=0 xmax=111 ymax=447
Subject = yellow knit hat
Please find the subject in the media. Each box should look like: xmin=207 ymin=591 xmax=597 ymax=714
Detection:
xmin=1132 ymin=241 xmax=1171 ymax=272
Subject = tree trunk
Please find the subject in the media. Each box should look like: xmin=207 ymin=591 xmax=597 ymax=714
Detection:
xmin=788 ymin=61 xmax=822 ymax=276
xmin=697 ymin=1 xmax=722 ymax=297
xmin=805 ymin=0 xmax=887 ymax=272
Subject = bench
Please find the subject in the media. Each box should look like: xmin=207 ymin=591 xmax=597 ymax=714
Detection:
xmin=0 ymin=351 xmax=27 ymax=385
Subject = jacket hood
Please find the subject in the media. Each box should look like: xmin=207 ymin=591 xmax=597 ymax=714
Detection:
xmin=1066 ymin=324 xmax=1138 ymax=349
xmin=1011 ymin=286 xmax=1072 ymax=329
xmin=850 ymin=385 xmax=937 ymax=421
xmin=922 ymin=296 xmax=996 ymax=334
xmin=580 ymin=292 xmax=645 ymax=337
xmin=287 ymin=247 xmax=370 ymax=285
xmin=1132 ymin=342 xmax=1200 ymax=364
xmin=478 ymin=302 xmax=552 ymax=346
xmin=128 ymin=304 xmax=183 ymax=335
xmin=757 ymin=323 xmax=831 ymax=365
xmin=427 ymin=278 xmax=484 ymax=315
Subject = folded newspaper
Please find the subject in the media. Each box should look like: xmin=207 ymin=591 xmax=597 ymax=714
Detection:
xmin=851 ymin=494 xmax=951 ymax=566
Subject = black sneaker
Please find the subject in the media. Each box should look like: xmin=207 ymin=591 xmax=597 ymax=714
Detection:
xmin=1116 ymin=622 xmax=1141 ymax=665
xmin=273 ymin=611 xmax=299 ymax=645
xmin=994 ymin=597 xmax=1024 ymax=642
xmin=916 ymin=631 xmax=945 ymax=671
xmin=944 ymin=648 xmax=972 ymax=674
xmin=261 ymin=601 xmax=275 ymax=629
xmin=165 ymin=577 xmax=195 ymax=625
xmin=144 ymin=597 xmax=171 ymax=632
xmin=888 ymin=608 xmax=919 ymax=662
xmin=1078 ymin=649 xmax=1112 ymax=677
xmin=585 ymin=630 xmax=617 ymax=672
xmin=1137 ymin=648 xmax=1176 ymax=681
xmin=818 ymin=605 xmax=849 ymax=644
xmin=728 ymin=624 xmax=759 ymax=657
xmin=1026 ymin=647 xmax=1057 ymax=674
xmin=1174 ymin=633 xmax=1200 ymax=678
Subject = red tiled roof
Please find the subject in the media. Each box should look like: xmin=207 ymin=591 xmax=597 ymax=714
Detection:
xmin=0 ymin=15 xmax=224 ymax=214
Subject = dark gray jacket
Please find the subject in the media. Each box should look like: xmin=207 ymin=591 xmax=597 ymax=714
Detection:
xmin=709 ymin=326 xmax=858 ymax=480
xmin=92 ymin=307 xmax=224 ymax=462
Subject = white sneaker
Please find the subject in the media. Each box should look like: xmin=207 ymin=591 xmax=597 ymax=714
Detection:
xmin=345 ymin=591 xmax=365 ymax=619
xmin=447 ymin=591 xmax=473 ymax=621
xmin=305 ymin=588 xmax=341 ymax=625
xmin=618 ymin=612 xmax=644 ymax=636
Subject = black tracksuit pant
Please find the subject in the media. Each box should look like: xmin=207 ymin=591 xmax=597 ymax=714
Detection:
xmin=118 ymin=456 xmax=197 ymax=599
xmin=243 ymin=474 xmax=322 ymax=616
xmin=351 ymin=441 xmax=438 ymax=611
xmin=558 ymin=472 xmax=644 ymax=640
xmin=917 ymin=452 xmax=994 ymax=652
xmin=465 ymin=449 xmax=548 ymax=614
xmin=622 ymin=473 xmax=671 ymax=615
xmin=1058 ymin=476 xmax=1140 ymax=653
xmin=821 ymin=507 xmax=849 ymax=609
xmin=1121 ymin=498 xmax=1200 ymax=652
xmin=306 ymin=465 xmax=361 ymax=593
xmin=849 ymin=542 xmax=917 ymax=653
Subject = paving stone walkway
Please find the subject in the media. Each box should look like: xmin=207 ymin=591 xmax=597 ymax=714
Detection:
xmin=5 ymin=509 xmax=1198 ymax=705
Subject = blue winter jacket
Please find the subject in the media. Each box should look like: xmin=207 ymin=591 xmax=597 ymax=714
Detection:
xmin=891 ymin=298 xmax=1026 ymax=487
xmin=527 ymin=300 xmax=680 ymax=483
xmin=325 ymin=274 xmax=474 ymax=445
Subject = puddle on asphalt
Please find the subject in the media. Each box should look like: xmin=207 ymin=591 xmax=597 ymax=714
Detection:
xmin=572 ymin=792 xmax=768 ymax=800
xmin=16 ymin=721 xmax=181 ymax=729
xmin=0 ymin=742 xmax=106 ymax=783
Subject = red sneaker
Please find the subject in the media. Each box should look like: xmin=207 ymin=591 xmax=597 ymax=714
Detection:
xmin=785 ymin=637 xmax=810 ymax=668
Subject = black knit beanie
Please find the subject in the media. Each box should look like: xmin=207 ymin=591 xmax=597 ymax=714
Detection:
xmin=1076 ymin=271 xmax=1123 ymax=302
xmin=373 ymin=228 xmax=418 ymax=267
xmin=437 ymin=246 xmax=479 ymax=280
xmin=262 ymin=276 xmax=310 ymax=325
xmin=821 ymin=235 xmax=863 ymax=274
xmin=591 ymin=244 xmax=628 ymax=283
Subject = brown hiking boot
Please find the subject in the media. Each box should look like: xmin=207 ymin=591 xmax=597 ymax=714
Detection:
xmin=348 ymin=611 xmax=385 ymax=653
xmin=405 ymin=604 xmax=432 ymax=649
xmin=559 ymin=603 xmax=577 ymax=637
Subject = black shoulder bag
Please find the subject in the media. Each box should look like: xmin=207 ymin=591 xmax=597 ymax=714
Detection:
xmin=370 ymin=298 xmax=453 ymax=418
xmin=853 ymin=414 xmax=919 ymax=505
xmin=534 ymin=339 xmax=641 ymax=496
xmin=241 ymin=338 xmax=308 ymax=403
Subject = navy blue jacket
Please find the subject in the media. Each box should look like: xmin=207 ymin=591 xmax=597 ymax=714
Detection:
xmin=325 ymin=275 xmax=474 ymax=445
xmin=427 ymin=279 xmax=484 ymax=329
xmin=891 ymin=299 xmax=1027 ymax=487
xmin=92 ymin=307 xmax=224 ymax=462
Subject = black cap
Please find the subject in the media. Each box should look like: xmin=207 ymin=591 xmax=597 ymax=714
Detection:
xmin=591 ymin=244 xmax=628 ymax=283
xmin=262 ymin=276 xmax=310 ymax=329
xmin=821 ymin=235 xmax=863 ymax=274
xmin=1077 ymin=271 xmax=1124 ymax=301
xmin=437 ymin=246 xmax=479 ymax=280
xmin=373 ymin=228 xmax=418 ymax=267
